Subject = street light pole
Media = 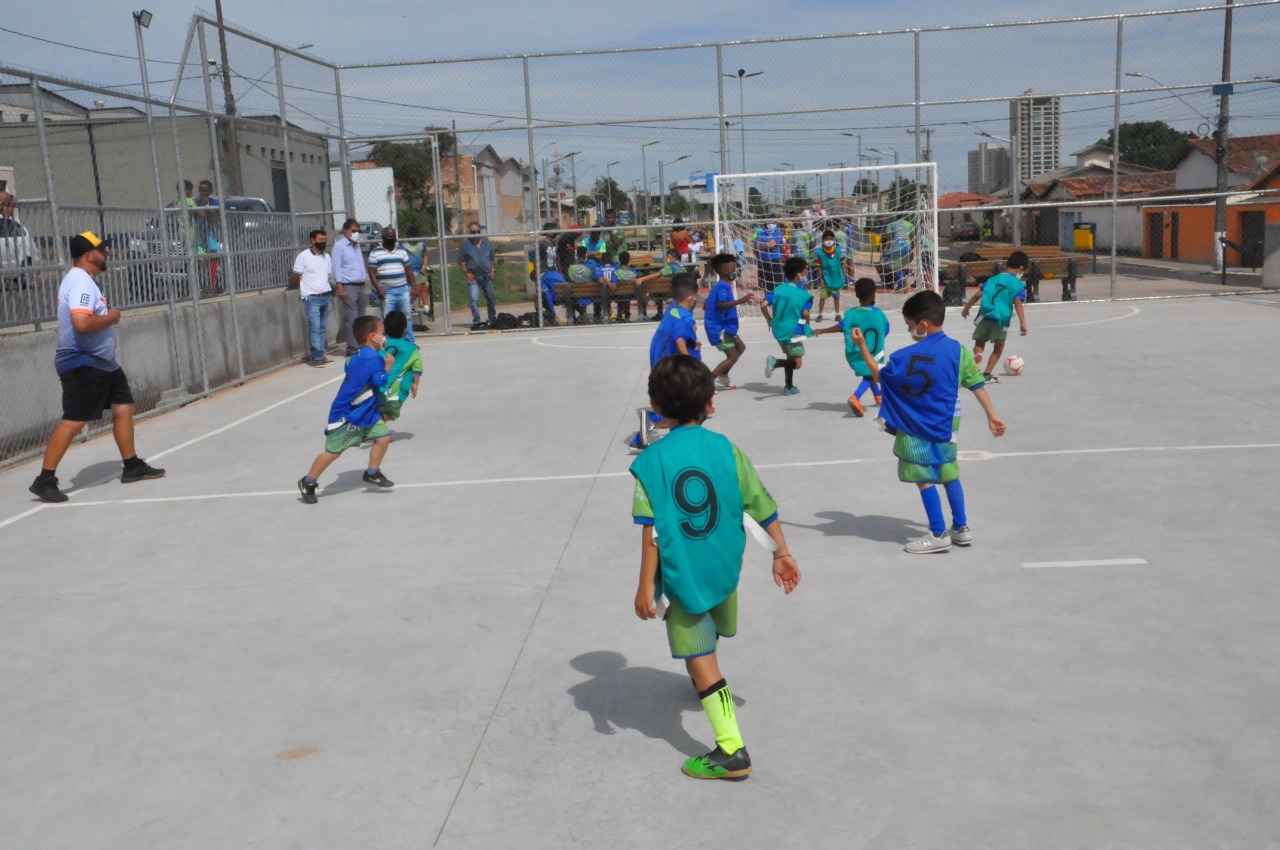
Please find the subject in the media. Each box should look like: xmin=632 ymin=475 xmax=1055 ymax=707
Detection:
xmin=722 ymin=69 xmax=763 ymax=174
xmin=605 ymin=160 xmax=621 ymax=222
xmin=641 ymin=141 xmax=659 ymax=224
xmin=1214 ymin=0 xmax=1234 ymax=272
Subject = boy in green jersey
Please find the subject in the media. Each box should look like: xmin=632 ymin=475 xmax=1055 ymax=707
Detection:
xmin=759 ymin=256 xmax=814 ymax=396
xmin=961 ymin=250 xmax=1030 ymax=383
xmin=631 ymin=355 xmax=801 ymax=779
xmin=812 ymin=277 xmax=890 ymax=417
xmin=813 ymin=229 xmax=850 ymax=322
xmin=376 ymin=311 xmax=423 ymax=421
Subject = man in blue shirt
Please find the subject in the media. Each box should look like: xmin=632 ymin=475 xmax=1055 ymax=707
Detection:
xmin=458 ymin=222 xmax=497 ymax=331
xmin=298 ymin=314 xmax=397 ymax=503
xmin=332 ymin=218 xmax=368 ymax=356
xmin=753 ymin=220 xmax=785 ymax=291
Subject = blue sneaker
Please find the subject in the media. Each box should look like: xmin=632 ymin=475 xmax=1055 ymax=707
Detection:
xmin=784 ymin=386 xmax=800 ymax=396
xmin=765 ymin=355 xmax=777 ymax=379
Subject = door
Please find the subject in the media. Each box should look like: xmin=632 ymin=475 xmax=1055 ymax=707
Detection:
xmin=1146 ymin=212 xmax=1164 ymax=258
xmin=1239 ymin=211 xmax=1265 ymax=268
xmin=271 ymin=167 xmax=291 ymax=213
xmin=1169 ymin=212 xmax=1179 ymax=260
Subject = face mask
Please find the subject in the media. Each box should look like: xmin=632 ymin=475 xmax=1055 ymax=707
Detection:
xmin=823 ymin=240 xmax=835 ymax=248
xmin=909 ymin=324 xmax=927 ymax=341
xmin=348 ymin=232 xmax=360 ymax=243
xmin=314 ymin=242 xmax=327 ymax=252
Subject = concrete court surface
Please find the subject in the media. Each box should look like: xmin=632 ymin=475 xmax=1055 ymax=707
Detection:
xmin=2 ymin=290 xmax=1279 ymax=850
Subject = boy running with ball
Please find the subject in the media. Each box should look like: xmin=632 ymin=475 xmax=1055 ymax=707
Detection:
xmin=849 ymin=290 xmax=1006 ymax=553
xmin=961 ymin=250 xmax=1029 ymax=383
xmin=812 ymin=277 xmax=889 ymax=417
xmin=631 ymin=354 xmax=800 ymax=779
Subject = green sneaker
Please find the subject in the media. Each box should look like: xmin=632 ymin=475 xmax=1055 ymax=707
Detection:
xmin=682 ymin=745 xmax=752 ymax=780
xmin=765 ymin=355 xmax=777 ymax=379
xmin=784 ymin=386 xmax=800 ymax=396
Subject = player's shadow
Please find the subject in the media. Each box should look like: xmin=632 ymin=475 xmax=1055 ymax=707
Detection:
xmin=68 ymin=460 xmax=130 ymax=490
xmin=568 ymin=651 xmax=745 ymax=758
xmin=320 ymin=468 xmax=396 ymax=496
xmin=388 ymin=431 xmax=415 ymax=443
xmin=735 ymin=382 xmax=787 ymax=399
xmin=783 ymin=510 xmax=926 ymax=544
xmin=803 ymin=401 xmax=855 ymax=415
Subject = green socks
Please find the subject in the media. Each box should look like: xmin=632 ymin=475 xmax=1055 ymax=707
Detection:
xmin=697 ymin=678 xmax=743 ymax=755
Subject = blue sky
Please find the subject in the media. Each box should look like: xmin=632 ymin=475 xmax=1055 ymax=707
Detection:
xmin=3 ymin=0 xmax=1278 ymax=193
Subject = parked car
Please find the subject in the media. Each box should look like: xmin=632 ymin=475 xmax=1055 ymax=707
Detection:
xmin=0 ymin=216 xmax=40 ymax=290
xmin=952 ymin=221 xmax=981 ymax=241
xmin=357 ymin=221 xmax=383 ymax=242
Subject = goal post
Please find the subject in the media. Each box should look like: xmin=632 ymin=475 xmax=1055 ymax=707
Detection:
xmin=711 ymin=162 xmax=939 ymax=317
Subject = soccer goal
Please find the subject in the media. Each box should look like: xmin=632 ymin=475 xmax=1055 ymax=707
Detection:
xmin=712 ymin=162 xmax=939 ymax=318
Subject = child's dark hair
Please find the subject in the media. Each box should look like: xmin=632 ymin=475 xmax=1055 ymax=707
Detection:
xmin=822 ymin=229 xmax=835 ymax=240
xmin=383 ymin=310 xmax=407 ymax=338
xmin=618 ymin=250 xmax=630 ymax=265
xmin=354 ymin=314 xmax=382 ymax=344
xmin=902 ymin=290 xmax=946 ymax=327
xmin=670 ymin=272 xmax=697 ymax=302
xmin=649 ymin=354 xmax=714 ymax=424
xmin=576 ymin=245 xmax=588 ymax=259
xmin=1006 ymin=250 xmax=1029 ymax=270
xmin=854 ymin=277 xmax=877 ymax=304
xmin=784 ymin=255 xmax=809 ymax=280
xmin=666 ymin=248 xmax=680 ymax=260
xmin=710 ymin=252 xmax=736 ymax=274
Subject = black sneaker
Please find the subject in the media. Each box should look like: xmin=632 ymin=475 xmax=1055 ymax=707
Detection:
xmin=470 ymin=322 xmax=486 ymax=332
xmin=362 ymin=470 xmax=394 ymax=488
xmin=297 ymin=477 xmax=318 ymax=504
xmin=983 ymin=373 xmax=999 ymax=384
xmin=29 ymin=475 xmax=68 ymax=503
xmin=121 ymin=460 xmax=166 ymax=484
xmin=682 ymin=745 xmax=752 ymax=780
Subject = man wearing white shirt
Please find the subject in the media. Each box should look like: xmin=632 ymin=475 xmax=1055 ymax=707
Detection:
xmin=291 ymin=229 xmax=334 ymax=367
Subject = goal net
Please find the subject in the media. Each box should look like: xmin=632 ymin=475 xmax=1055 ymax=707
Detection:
xmin=711 ymin=162 xmax=938 ymax=319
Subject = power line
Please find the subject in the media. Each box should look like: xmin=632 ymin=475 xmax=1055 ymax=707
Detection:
xmin=0 ymin=24 xmax=182 ymax=66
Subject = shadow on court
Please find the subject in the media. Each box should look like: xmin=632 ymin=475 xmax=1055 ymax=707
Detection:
xmin=567 ymin=651 xmax=745 ymax=758
xmin=317 ymin=468 xmax=399 ymax=498
xmin=783 ymin=510 xmax=926 ymax=544
xmin=68 ymin=459 xmax=129 ymax=490
xmin=734 ymin=381 xmax=788 ymax=399
xmin=802 ymin=401 xmax=854 ymax=415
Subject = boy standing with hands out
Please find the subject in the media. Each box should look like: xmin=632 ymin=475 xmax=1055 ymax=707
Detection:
xmin=631 ymin=355 xmax=800 ymax=779
xmin=849 ymin=290 xmax=1006 ymax=554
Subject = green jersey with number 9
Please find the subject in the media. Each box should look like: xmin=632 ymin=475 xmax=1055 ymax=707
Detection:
xmin=630 ymin=425 xmax=778 ymax=614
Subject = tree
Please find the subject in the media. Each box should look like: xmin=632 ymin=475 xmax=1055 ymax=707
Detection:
xmin=789 ymin=183 xmax=810 ymax=208
xmin=853 ymin=178 xmax=878 ymax=196
xmin=747 ymin=186 xmax=765 ymax=217
xmin=664 ymin=192 xmax=690 ymax=217
xmin=593 ymin=176 xmax=628 ymax=211
xmin=367 ymin=126 xmax=458 ymax=235
xmin=1097 ymin=121 xmax=1195 ymax=170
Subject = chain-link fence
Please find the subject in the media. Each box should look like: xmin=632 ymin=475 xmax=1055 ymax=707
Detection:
xmin=4 ymin=3 xmax=1280 ymax=465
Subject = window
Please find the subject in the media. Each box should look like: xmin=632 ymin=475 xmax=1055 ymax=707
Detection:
xmin=289 ymin=151 xmax=294 ymax=161
xmin=21 ymin=113 xmax=30 ymax=122
xmin=246 ymin=144 xmax=252 ymax=155
xmin=261 ymin=147 xmax=266 ymax=157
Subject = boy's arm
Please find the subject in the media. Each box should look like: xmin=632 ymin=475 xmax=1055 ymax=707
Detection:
xmin=367 ymin=264 xmax=385 ymax=299
xmin=635 ymin=525 xmax=660 ymax=619
xmin=848 ymin=328 xmax=881 ymax=381
xmin=971 ymin=385 xmax=1006 ymax=437
xmin=763 ymin=523 xmax=800 ymax=594
xmin=734 ymin=445 xmax=799 ymax=594
xmin=961 ymin=288 xmax=981 ymax=317
xmin=675 ymin=338 xmax=690 ymax=355
xmin=1015 ymin=299 xmax=1028 ymax=335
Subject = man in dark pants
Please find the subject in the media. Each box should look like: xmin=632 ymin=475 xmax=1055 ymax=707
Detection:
xmin=29 ymin=232 xmax=165 ymax=503
xmin=458 ymin=222 xmax=497 ymax=331
xmin=332 ymin=218 xmax=368 ymax=356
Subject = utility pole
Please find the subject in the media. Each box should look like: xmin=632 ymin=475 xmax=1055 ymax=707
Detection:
xmin=908 ymin=128 xmax=935 ymax=161
xmin=1213 ymin=0 xmax=1234 ymax=272
xmin=213 ymin=0 xmax=242 ymax=194
xmin=829 ymin=163 xmax=849 ymax=198
xmin=452 ymin=120 xmax=464 ymax=233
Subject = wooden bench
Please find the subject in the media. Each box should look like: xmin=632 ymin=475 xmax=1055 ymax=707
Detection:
xmin=940 ymin=260 xmax=1005 ymax=306
xmin=554 ymin=278 xmax=654 ymax=323
xmin=1026 ymin=256 xmax=1078 ymax=302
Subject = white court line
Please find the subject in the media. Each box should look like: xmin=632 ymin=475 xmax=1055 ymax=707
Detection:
xmin=1024 ymin=558 xmax=1150 ymax=569
xmin=24 ymin=440 xmax=1280 ymax=511
xmin=1033 ymin=305 xmax=1140 ymax=329
xmin=0 ymin=505 xmax=47 ymax=531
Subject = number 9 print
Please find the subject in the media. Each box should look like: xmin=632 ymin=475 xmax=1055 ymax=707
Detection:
xmin=673 ymin=469 xmax=719 ymax=539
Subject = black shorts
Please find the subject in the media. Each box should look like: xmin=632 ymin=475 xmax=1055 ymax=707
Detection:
xmin=759 ymin=257 xmax=783 ymax=291
xmin=59 ymin=365 xmax=134 ymax=422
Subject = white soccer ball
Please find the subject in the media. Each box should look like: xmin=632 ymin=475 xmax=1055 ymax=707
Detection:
xmin=1003 ymin=354 xmax=1025 ymax=376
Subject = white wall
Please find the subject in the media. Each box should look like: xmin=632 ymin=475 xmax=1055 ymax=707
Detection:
xmin=1059 ymin=204 xmax=1143 ymax=253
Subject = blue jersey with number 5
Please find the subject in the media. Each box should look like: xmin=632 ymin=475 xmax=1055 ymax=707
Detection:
xmin=879 ymin=332 xmax=985 ymax=442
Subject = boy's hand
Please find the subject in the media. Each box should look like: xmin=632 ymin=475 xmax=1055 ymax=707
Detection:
xmin=634 ymin=583 xmax=657 ymax=620
xmin=772 ymin=554 xmax=800 ymax=594
xmin=960 ymin=306 xmax=970 ymax=319
xmin=410 ymin=384 xmax=419 ymax=399
xmin=1019 ymin=324 xmax=1028 ymax=336
xmin=988 ymin=414 xmax=1007 ymax=438
xmin=850 ymin=327 xmax=869 ymax=350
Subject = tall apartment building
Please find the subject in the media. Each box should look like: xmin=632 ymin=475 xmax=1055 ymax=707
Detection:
xmin=1009 ymin=90 xmax=1061 ymax=182
xmin=967 ymin=141 xmax=1011 ymax=195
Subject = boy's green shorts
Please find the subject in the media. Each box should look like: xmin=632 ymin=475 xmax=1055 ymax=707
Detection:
xmin=324 ymin=419 xmax=390 ymax=454
xmin=378 ymin=399 xmax=403 ymax=421
xmin=894 ymin=431 xmax=960 ymax=484
xmin=715 ymin=333 xmax=741 ymax=352
xmin=777 ymin=339 xmax=805 ymax=358
xmin=820 ymin=286 xmax=843 ymax=299
xmin=973 ymin=317 xmax=1009 ymax=342
xmin=664 ymin=590 xmax=738 ymax=659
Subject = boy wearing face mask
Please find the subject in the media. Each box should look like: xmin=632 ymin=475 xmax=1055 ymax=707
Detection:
xmin=813 ymin=229 xmax=850 ymax=322
xmin=848 ymin=290 xmax=1006 ymax=554
xmin=960 ymin=250 xmax=1030 ymax=384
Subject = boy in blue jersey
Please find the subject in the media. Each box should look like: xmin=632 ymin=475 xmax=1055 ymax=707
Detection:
xmin=849 ymin=290 xmax=1006 ymax=553
xmin=591 ymin=251 xmax=619 ymax=322
xmin=376 ymin=311 xmax=423 ymax=421
xmin=960 ymin=250 xmax=1029 ymax=384
xmin=628 ymin=274 xmax=701 ymax=450
xmin=813 ymin=277 xmax=889 ymax=417
xmin=813 ymin=229 xmax=850 ymax=322
xmin=298 ymin=315 xmax=397 ymax=503
xmin=704 ymin=253 xmax=757 ymax=390
xmin=759 ymin=256 xmax=813 ymax=396
xmin=631 ymin=354 xmax=800 ymax=779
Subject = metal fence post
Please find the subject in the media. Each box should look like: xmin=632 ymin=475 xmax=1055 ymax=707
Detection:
xmin=716 ymin=45 xmax=728 ymax=178
xmin=30 ymin=76 xmax=66 ymax=329
xmin=913 ymin=30 xmax=922 ymax=165
xmin=524 ymin=55 xmax=544 ymax=329
xmin=198 ymin=21 xmax=246 ymax=381
xmin=430 ymin=134 xmax=453 ymax=335
xmin=274 ymin=48 xmax=300 ymax=241
xmin=334 ymin=67 xmax=356 ymax=222
xmin=1110 ymin=16 xmax=1124 ymax=301
xmin=167 ymin=102 xmax=209 ymax=396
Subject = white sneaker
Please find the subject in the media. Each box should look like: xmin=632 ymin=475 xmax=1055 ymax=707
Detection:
xmin=716 ymin=374 xmax=735 ymax=390
xmin=949 ymin=526 xmax=973 ymax=546
xmin=765 ymin=355 xmax=777 ymax=379
xmin=904 ymin=532 xmax=952 ymax=554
